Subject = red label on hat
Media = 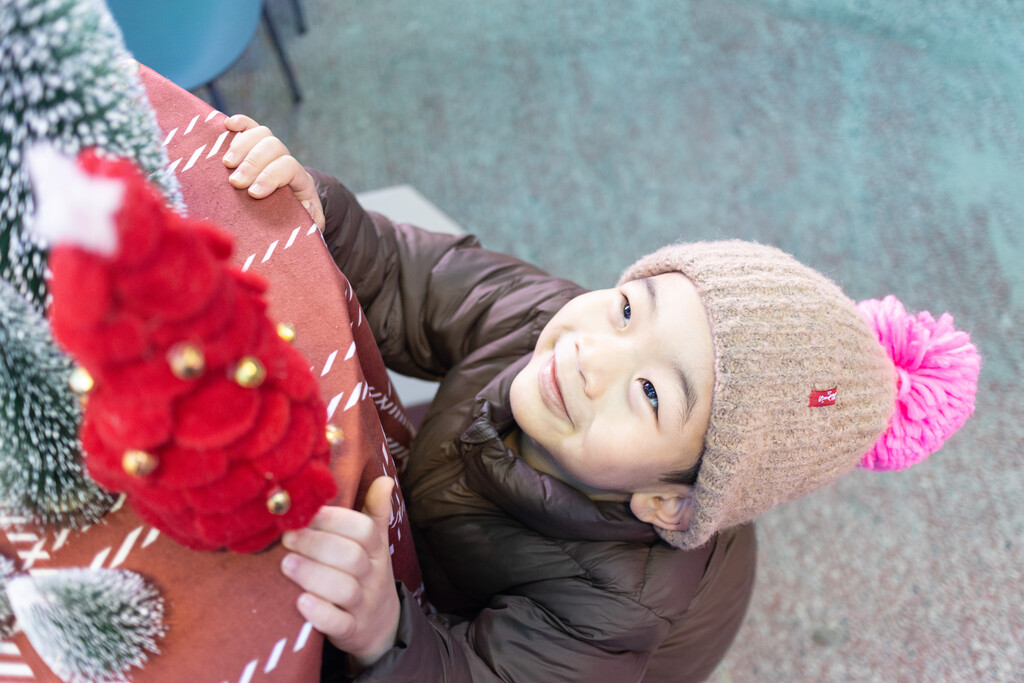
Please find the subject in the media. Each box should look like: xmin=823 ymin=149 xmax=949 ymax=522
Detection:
xmin=809 ymin=387 xmax=837 ymax=407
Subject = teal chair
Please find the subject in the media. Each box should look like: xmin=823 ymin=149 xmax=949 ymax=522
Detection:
xmin=105 ymin=0 xmax=302 ymax=112
xmin=289 ymin=0 xmax=306 ymax=33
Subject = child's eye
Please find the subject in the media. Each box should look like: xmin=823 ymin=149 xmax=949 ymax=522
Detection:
xmin=621 ymin=296 xmax=631 ymax=326
xmin=640 ymin=379 xmax=659 ymax=414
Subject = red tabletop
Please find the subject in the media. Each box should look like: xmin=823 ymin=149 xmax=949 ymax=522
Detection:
xmin=0 ymin=66 xmax=423 ymax=682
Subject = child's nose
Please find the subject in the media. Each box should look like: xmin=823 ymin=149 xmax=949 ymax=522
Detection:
xmin=576 ymin=334 xmax=630 ymax=399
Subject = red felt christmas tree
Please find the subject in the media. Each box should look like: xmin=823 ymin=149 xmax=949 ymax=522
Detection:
xmin=27 ymin=146 xmax=337 ymax=553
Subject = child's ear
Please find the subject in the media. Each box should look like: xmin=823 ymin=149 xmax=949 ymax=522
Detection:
xmin=629 ymin=488 xmax=695 ymax=531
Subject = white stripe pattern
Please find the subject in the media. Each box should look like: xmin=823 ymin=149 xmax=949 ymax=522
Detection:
xmin=370 ymin=387 xmax=414 ymax=431
xmin=0 ymin=661 xmax=34 ymax=678
xmin=52 ymin=528 xmax=71 ymax=551
xmin=90 ymin=547 xmax=111 ymax=569
xmin=293 ymin=622 xmax=314 ymax=651
xmin=264 ymin=638 xmax=287 ymax=673
xmin=225 ymin=622 xmax=316 ymax=679
xmin=326 ymin=392 xmax=344 ymax=419
xmin=143 ymin=528 xmax=161 ymax=547
xmin=236 ymin=659 xmax=258 ymax=683
xmin=207 ymin=131 xmax=229 ymax=158
xmin=262 ymin=240 xmax=279 ymax=263
xmin=0 ymin=515 xmax=28 ymax=526
xmin=344 ymin=383 xmax=362 ymax=411
xmin=109 ymin=526 xmax=145 ymax=568
xmin=182 ymin=145 xmax=205 ymax=172
xmin=18 ymin=539 xmax=48 ymax=569
xmin=321 ymin=350 xmax=338 ymax=376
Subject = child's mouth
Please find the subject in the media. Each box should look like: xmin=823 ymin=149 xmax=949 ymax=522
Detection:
xmin=539 ymin=353 xmax=571 ymax=425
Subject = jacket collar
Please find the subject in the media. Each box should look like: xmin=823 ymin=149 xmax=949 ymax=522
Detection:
xmin=459 ymin=354 xmax=659 ymax=544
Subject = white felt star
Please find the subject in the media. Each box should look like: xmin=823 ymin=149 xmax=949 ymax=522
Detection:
xmin=26 ymin=144 xmax=125 ymax=256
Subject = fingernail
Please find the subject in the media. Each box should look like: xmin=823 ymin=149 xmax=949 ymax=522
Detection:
xmin=249 ymin=181 xmax=265 ymax=195
xmin=223 ymin=152 xmax=237 ymax=165
xmin=229 ymin=170 xmax=242 ymax=183
xmin=281 ymin=531 xmax=295 ymax=547
xmin=281 ymin=554 xmax=298 ymax=574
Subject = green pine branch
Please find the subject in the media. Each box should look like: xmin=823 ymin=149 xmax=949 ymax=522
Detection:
xmin=6 ymin=567 xmax=165 ymax=683
xmin=1 ymin=0 xmax=184 ymax=309
xmin=0 ymin=279 xmax=116 ymax=529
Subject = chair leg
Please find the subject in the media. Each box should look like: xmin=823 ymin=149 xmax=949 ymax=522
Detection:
xmin=290 ymin=0 xmax=307 ymax=34
xmin=262 ymin=5 xmax=303 ymax=103
xmin=207 ymin=81 xmax=227 ymax=113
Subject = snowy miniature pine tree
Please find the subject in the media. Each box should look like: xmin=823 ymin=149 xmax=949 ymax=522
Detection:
xmin=6 ymin=568 xmax=165 ymax=683
xmin=0 ymin=555 xmax=15 ymax=638
xmin=0 ymin=278 xmax=116 ymax=529
xmin=0 ymin=0 xmax=184 ymax=308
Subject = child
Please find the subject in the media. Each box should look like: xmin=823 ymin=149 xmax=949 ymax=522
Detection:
xmin=221 ymin=115 xmax=980 ymax=682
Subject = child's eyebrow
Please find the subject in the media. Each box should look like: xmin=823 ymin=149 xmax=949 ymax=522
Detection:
xmin=642 ymin=277 xmax=699 ymax=424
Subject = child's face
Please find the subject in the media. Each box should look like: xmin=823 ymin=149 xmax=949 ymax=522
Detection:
xmin=510 ymin=273 xmax=715 ymax=497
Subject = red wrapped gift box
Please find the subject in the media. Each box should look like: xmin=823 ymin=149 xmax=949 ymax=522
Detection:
xmin=0 ymin=66 xmax=423 ymax=682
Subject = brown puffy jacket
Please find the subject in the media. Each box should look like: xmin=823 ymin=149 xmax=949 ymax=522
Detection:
xmin=312 ymin=170 xmax=756 ymax=682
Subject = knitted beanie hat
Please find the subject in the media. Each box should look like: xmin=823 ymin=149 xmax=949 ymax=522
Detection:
xmin=620 ymin=240 xmax=980 ymax=550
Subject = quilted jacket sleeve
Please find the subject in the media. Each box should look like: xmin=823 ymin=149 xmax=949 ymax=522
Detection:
xmin=311 ymin=169 xmax=581 ymax=381
xmin=353 ymin=582 xmax=661 ymax=683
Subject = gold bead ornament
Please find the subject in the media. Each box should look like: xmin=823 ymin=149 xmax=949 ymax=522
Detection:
xmin=122 ymin=449 xmax=158 ymax=477
xmin=266 ymin=488 xmax=292 ymax=515
xmin=167 ymin=343 xmax=206 ymax=380
xmin=68 ymin=366 xmax=95 ymax=395
xmin=326 ymin=424 xmax=344 ymax=446
xmin=276 ymin=322 xmax=296 ymax=343
xmin=233 ymin=356 xmax=266 ymax=388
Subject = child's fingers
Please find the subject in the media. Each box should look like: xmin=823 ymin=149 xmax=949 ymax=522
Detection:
xmin=282 ymin=485 xmax=400 ymax=664
xmin=282 ymin=553 xmax=364 ymax=610
xmin=303 ymin=505 xmax=377 ymax=547
xmin=224 ymin=114 xmax=261 ymax=132
xmin=222 ymin=124 xmax=276 ymax=168
xmin=232 ymin=157 xmax=304 ymax=201
xmin=299 ymin=482 xmax=393 ymax=554
xmin=251 ymin=157 xmax=320 ymax=213
xmin=295 ymin=592 xmax=357 ymax=643
xmin=227 ymin=135 xmax=291 ymax=189
xmin=304 ymin=194 xmax=325 ymax=232
xmin=357 ymin=477 xmax=396 ymax=560
xmin=362 ymin=477 xmax=396 ymax=533
xmin=219 ymin=114 xmax=323 ymax=229
xmin=281 ymin=527 xmax=372 ymax=577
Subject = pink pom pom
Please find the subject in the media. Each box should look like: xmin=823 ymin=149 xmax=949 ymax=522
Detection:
xmin=857 ymin=296 xmax=980 ymax=471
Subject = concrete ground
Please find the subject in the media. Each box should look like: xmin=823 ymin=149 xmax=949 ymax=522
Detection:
xmin=208 ymin=1 xmax=1023 ymax=679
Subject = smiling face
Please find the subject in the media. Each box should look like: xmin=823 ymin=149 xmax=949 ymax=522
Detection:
xmin=509 ymin=272 xmax=715 ymax=500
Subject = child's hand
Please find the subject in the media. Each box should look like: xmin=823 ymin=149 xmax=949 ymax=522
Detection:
xmin=222 ymin=114 xmax=325 ymax=231
xmin=280 ymin=476 xmax=400 ymax=668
